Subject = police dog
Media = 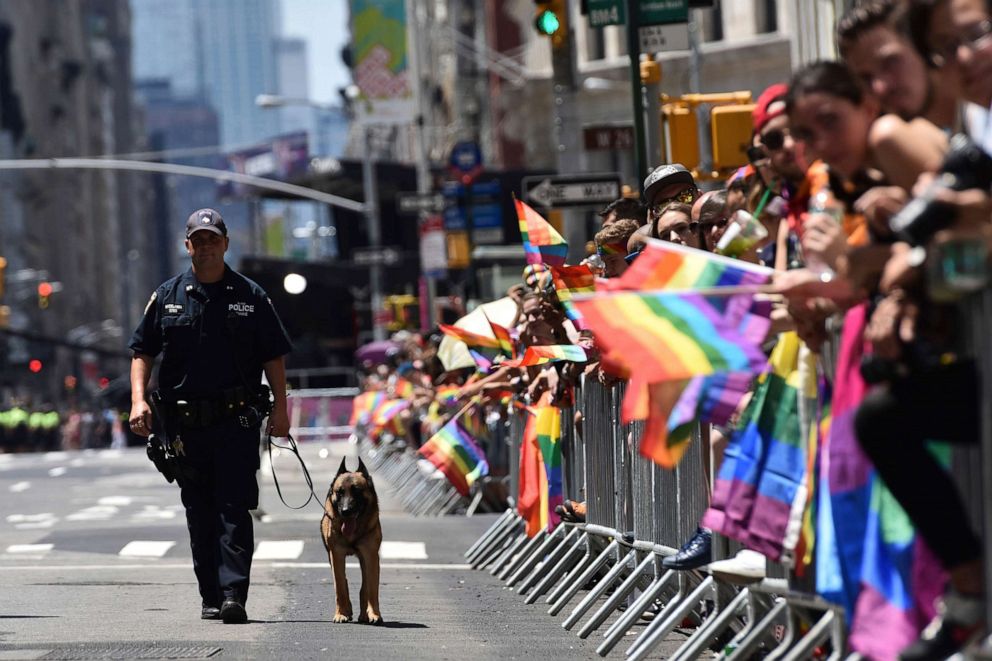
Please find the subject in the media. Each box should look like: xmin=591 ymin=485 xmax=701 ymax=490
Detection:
xmin=320 ymin=457 xmax=383 ymax=624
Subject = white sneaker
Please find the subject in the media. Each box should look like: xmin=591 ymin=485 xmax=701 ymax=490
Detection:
xmin=708 ymin=549 xmax=766 ymax=584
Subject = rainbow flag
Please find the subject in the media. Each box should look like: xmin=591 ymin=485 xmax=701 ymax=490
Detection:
xmin=550 ymin=264 xmax=595 ymax=325
xmin=435 ymin=385 xmax=461 ymax=408
xmin=438 ymin=324 xmax=501 ymax=350
xmin=701 ymin=332 xmax=816 ymax=561
xmin=597 ymin=241 xmax=628 ymax=256
xmin=535 ymin=402 xmax=563 ymax=530
xmin=667 ymin=372 xmax=755 ymax=442
xmin=574 ymin=291 xmax=767 ymax=384
xmin=369 ymin=398 xmax=410 ymax=437
xmin=418 ymin=417 xmax=490 ymax=497
xmin=503 ymin=344 xmax=587 ymax=368
xmin=516 ymin=198 xmax=568 ymax=267
xmin=393 ymin=377 xmax=415 ymax=400
xmin=602 ymin=238 xmax=772 ymax=292
xmin=349 ymin=391 xmax=386 ymax=427
xmin=484 ymin=313 xmax=516 ymax=358
xmin=518 ymin=409 xmax=549 ymax=536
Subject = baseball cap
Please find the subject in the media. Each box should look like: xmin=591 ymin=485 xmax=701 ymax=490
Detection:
xmin=752 ymin=83 xmax=789 ymax=134
xmin=643 ymin=164 xmax=695 ymax=203
xmin=185 ymin=208 xmax=227 ymax=238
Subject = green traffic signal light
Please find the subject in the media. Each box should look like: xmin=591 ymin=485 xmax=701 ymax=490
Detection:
xmin=534 ymin=9 xmax=561 ymax=35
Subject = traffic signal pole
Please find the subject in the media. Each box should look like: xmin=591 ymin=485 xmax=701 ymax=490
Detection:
xmin=625 ymin=0 xmax=649 ymax=191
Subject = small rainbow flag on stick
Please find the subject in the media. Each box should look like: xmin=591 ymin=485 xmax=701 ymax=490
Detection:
xmin=438 ymin=324 xmax=501 ymax=350
xmin=418 ymin=417 xmax=490 ymax=496
xmin=503 ymin=344 xmax=587 ymax=367
xmin=550 ymin=264 xmax=595 ymax=325
xmin=349 ymin=391 xmax=386 ymax=426
xmin=516 ymin=198 xmax=568 ymax=267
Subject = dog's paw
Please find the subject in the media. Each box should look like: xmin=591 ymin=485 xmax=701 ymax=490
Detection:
xmin=360 ymin=610 xmax=383 ymax=625
xmin=332 ymin=611 xmax=352 ymax=624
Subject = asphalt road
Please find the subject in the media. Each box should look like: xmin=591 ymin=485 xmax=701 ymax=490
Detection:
xmin=0 ymin=441 xmax=658 ymax=660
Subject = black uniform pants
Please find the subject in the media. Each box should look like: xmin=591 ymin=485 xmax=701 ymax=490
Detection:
xmin=854 ymin=360 xmax=982 ymax=570
xmin=174 ymin=418 xmax=260 ymax=607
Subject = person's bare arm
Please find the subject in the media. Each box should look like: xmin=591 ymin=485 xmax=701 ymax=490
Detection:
xmin=128 ymin=354 xmax=154 ymax=437
xmin=263 ymin=356 xmax=290 ymax=436
xmin=870 ymin=115 xmax=947 ymax=192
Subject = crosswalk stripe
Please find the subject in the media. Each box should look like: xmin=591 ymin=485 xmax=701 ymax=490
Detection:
xmin=253 ymin=540 xmax=304 ymax=560
xmin=9 ymin=481 xmax=30 ymax=493
xmin=118 ymin=541 xmax=175 ymax=558
xmin=380 ymin=541 xmax=428 ymax=560
xmin=98 ymin=496 xmax=132 ymax=506
xmin=6 ymin=544 xmax=53 ymax=554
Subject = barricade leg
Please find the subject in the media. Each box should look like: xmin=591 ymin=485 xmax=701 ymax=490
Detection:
xmin=498 ymin=529 xmax=547 ymax=581
xmin=724 ymin=597 xmax=789 ymax=660
xmin=545 ymin=535 xmax=607 ymax=611
xmin=464 ymin=489 xmax=485 ymax=516
xmin=505 ymin=527 xmax=564 ymax=588
xmin=780 ymin=609 xmax=836 ymax=661
xmin=564 ymin=546 xmax=635 ymax=631
xmin=577 ymin=552 xmax=655 ymax=639
xmin=468 ymin=514 xmax=523 ymax=567
xmin=670 ymin=586 xmax=750 ymax=661
xmin=524 ymin=529 xmax=589 ymax=604
xmin=597 ymin=560 xmax=676 ymax=656
xmin=470 ymin=520 xmax=525 ymax=570
xmin=517 ymin=526 xmax=580 ymax=596
xmin=487 ymin=530 xmax=530 ymax=576
xmin=550 ymin=538 xmax=618 ymax=617
xmin=465 ymin=509 xmax=516 ymax=560
xmin=436 ymin=490 xmax=465 ymax=516
xmin=626 ymin=574 xmax=715 ymax=661
xmin=416 ymin=481 xmax=451 ymax=516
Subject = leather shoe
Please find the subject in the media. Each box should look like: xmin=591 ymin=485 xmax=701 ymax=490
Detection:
xmin=201 ymin=604 xmax=220 ymax=620
xmin=662 ymin=527 xmax=712 ymax=570
xmin=220 ymin=598 xmax=247 ymax=624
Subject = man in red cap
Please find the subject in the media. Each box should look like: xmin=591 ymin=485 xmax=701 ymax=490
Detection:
xmin=751 ymin=83 xmax=807 ymax=193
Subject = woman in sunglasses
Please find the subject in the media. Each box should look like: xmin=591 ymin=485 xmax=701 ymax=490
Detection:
xmin=651 ymin=202 xmax=699 ymax=249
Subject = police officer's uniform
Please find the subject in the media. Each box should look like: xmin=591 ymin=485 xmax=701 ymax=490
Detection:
xmin=129 ymin=209 xmax=291 ymax=617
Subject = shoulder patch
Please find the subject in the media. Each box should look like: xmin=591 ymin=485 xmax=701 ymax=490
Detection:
xmin=143 ymin=291 xmax=157 ymax=315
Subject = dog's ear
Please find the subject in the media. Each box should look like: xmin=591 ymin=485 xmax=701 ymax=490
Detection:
xmin=336 ymin=457 xmax=349 ymax=476
xmin=357 ymin=457 xmax=373 ymax=485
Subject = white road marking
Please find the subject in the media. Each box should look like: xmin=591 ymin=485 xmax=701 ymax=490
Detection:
xmin=47 ymin=467 xmax=67 ymax=477
xmin=253 ymin=540 xmax=305 ymax=560
xmin=15 ymin=520 xmax=57 ymax=530
xmin=98 ymin=496 xmax=133 ymax=506
xmin=6 ymin=513 xmax=55 ymax=523
xmin=66 ymin=505 xmax=118 ymax=521
xmin=118 ymin=541 xmax=176 ymax=558
xmin=98 ymin=449 xmax=124 ymax=459
xmin=0 ymin=562 xmax=472 ymax=571
xmin=380 ymin=541 xmax=428 ymax=560
xmin=0 ymin=649 xmax=50 ymax=659
xmin=131 ymin=505 xmax=178 ymax=521
xmin=6 ymin=544 xmax=53 ymax=554
xmin=69 ymin=458 xmax=86 ymax=467
xmin=8 ymin=481 xmax=30 ymax=493
xmin=43 ymin=452 xmax=69 ymax=462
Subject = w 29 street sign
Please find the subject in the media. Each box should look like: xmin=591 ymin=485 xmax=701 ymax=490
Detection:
xmin=588 ymin=0 xmax=688 ymax=28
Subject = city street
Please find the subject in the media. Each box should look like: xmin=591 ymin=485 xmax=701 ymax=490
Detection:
xmin=0 ymin=441 xmax=621 ymax=660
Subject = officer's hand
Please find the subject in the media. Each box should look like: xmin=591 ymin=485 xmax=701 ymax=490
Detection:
xmin=129 ymin=401 xmax=153 ymax=437
xmin=267 ymin=407 xmax=290 ymax=437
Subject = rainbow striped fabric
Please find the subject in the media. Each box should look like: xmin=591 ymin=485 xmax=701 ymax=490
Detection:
xmin=393 ymin=377 xmax=415 ymax=399
xmin=503 ymin=344 xmax=587 ymax=368
xmin=484 ymin=314 xmax=516 ymax=358
xmin=418 ymin=417 xmax=490 ymax=497
xmin=536 ymin=402 xmax=563 ymax=530
xmin=368 ymin=398 xmax=410 ymax=438
xmin=438 ymin=324 xmax=501 ymax=350
xmin=518 ymin=409 xmax=548 ymax=537
xmin=550 ymin=264 xmax=595 ymax=325
xmin=349 ymin=391 xmax=386 ymax=427
xmin=516 ymin=198 xmax=568 ymax=267
xmin=574 ymin=291 xmax=767 ymax=383
xmin=597 ymin=241 xmax=628 ymax=256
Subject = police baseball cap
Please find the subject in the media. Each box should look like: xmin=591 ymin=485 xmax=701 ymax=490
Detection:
xmin=643 ymin=164 xmax=696 ymax=203
xmin=185 ymin=208 xmax=227 ymax=238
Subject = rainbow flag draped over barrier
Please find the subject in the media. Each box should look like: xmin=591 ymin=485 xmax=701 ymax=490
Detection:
xmin=813 ymin=305 xmax=947 ymax=659
xmin=535 ymin=402 xmax=563 ymax=530
xmin=503 ymin=344 xmax=587 ymax=368
xmin=418 ymin=417 xmax=490 ymax=497
xmin=516 ymin=198 xmax=568 ymax=267
xmin=701 ymin=332 xmax=815 ymax=561
xmin=518 ymin=409 xmax=549 ymax=536
xmin=574 ymin=291 xmax=767 ymax=383
xmin=349 ymin=390 xmax=386 ymax=426
xmin=550 ymin=264 xmax=595 ymax=325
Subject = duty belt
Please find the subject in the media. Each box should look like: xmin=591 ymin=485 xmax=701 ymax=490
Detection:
xmin=151 ymin=386 xmax=268 ymax=429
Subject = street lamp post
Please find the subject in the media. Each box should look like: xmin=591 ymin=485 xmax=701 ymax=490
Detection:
xmin=256 ymin=94 xmax=387 ymax=341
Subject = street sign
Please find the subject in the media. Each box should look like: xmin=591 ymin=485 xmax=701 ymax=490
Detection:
xmin=639 ymin=23 xmax=689 ymax=51
xmin=583 ymin=125 xmax=635 ymax=151
xmin=397 ymin=192 xmax=445 ymax=215
xmin=521 ymin=174 xmax=622 ymax=210
xmin=449 ymin=140 xmax=483 ymax=184
xmin=640 ymin=0 xmax=688 ymax=26
xmin=353 ymin=247 xmax=401 ymax=266
xmin=588 ymin=0 xmax=625 ymax=27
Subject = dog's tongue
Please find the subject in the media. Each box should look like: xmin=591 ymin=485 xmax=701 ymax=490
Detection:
xmin=341 ymin=517 xmax=356 ymax=537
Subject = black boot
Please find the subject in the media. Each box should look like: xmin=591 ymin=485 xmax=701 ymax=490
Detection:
xmin=662 ymin=527 xmax=712 ymax=570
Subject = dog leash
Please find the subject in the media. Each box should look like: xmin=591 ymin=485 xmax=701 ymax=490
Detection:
xmin=265 ymin=432 xmax=327 ymax=511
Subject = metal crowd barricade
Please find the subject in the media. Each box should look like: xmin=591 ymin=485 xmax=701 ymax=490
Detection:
xmin=287 ymin=387 xmax=359 ymax=442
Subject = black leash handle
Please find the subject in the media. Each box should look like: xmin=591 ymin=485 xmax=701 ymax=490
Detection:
xmin=266 ymin=432 xmax=327 ymax=511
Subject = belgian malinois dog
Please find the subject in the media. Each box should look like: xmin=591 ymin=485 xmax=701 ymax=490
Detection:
xmin=320 ymin=457 xmax=383 ymax=624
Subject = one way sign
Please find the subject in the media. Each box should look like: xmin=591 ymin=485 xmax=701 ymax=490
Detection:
xmin=521 ymin=173 xmax=622 ymax=210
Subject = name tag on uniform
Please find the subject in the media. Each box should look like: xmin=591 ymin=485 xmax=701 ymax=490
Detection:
xmin=164 ymin=303 xmax=184 ymax=315
xmin=229 ymin=302 xmax=254 ymax=316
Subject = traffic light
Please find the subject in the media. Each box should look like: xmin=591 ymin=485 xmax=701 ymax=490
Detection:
xmin=710 ymin=103 xmax=756 ymax=170
xmin=534 ymin=0 xmax=568 ymax=49
xmin=37 ymin=281 xmax=53 ymax=308
xmin=663 ymin=104 xmax=701 ymax=171
xmin=28 ymin=359 xmax=42 ymax=373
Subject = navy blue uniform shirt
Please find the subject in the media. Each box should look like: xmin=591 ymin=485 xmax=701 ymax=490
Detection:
xmin=129 ymin=265 xmax=292 ymax=397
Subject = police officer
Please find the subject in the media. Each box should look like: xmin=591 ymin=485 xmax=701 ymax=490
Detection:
xmin=128 ymin=208 xmax=291 ymax=624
